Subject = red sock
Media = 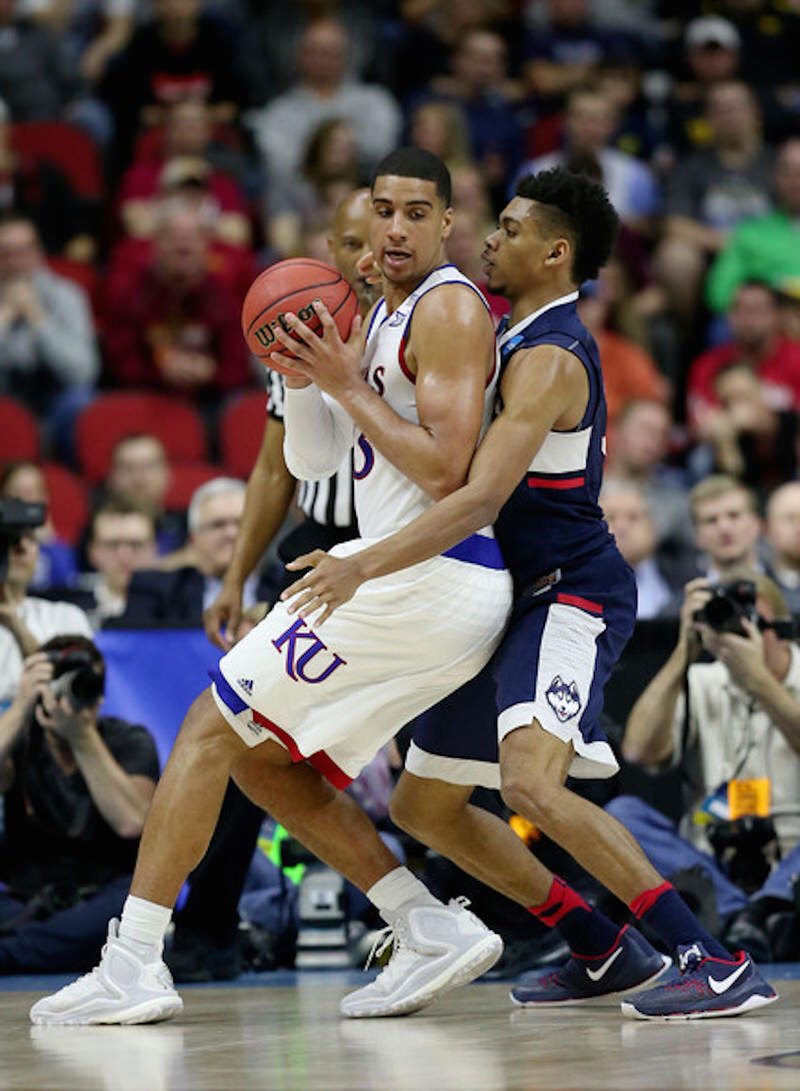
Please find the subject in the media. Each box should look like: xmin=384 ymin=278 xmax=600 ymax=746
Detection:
xmin=628 ymin=881 xmax=729 ymax=959
xmin=529 ymin=877 xmax=590 ymax=925
xmin=528 ymin=877 xmax=620 ymax=958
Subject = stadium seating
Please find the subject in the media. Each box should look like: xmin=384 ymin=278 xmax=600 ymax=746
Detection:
xmin=75 ymin=392 xmax=208 ymax=484
xmin=218 ymin=390 xmax=266 ymax=479
xmin=40 ymin=461 xmax=90 ymax=545
xmin=164 ymin=459 xmax=223 ymax=510
xmin=10 ymin=121 xmax=104 ymax=200
xmin=0 ymin=397 xmax=40 ymax=463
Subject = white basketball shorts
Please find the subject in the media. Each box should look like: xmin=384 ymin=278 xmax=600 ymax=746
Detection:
xmin=210 ymin=534 xmax=512 ymax=787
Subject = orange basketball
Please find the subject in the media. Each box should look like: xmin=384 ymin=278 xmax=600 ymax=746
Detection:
xmin=241 ymin=258 xmax=359 ymax=377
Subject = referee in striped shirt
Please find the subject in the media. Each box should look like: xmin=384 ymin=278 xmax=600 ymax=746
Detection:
xmin=168 ymin=189 xmax=380 ymax=981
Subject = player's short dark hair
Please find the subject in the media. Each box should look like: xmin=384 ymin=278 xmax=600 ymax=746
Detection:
xmin=371 ymin=147 xmax=452 ymax=206
xmin=515 ymin=168 xmax=618 ymax=284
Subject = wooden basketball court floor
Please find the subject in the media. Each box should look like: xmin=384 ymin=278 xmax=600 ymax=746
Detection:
xmin=2 ymin=967 xmax=800 ymax=1091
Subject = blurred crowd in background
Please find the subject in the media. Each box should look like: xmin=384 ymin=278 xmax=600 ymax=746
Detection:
xmin=3 ymin=0 xmax=800 ymax=617
xmin=5 ymin=0 xmax=800 ymax=979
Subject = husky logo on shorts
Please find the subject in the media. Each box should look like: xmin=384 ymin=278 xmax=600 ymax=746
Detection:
xmin=272 ymin=617 xmax=347 ymax=684
xmin=545 ymin=675 xmax=581 ymax=722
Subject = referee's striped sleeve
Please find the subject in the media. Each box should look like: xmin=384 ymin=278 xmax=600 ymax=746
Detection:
xmin=266 ymin=369 xmax=286 ymax=422
xmin=267 ymin=370 xmax=356 ymax=529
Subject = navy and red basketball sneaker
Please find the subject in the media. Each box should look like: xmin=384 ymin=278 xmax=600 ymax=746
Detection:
xmin=510 ymin=925 xmax=670 ymax=1007
xmin=621 ymin=943 xmax=778 ymax=1020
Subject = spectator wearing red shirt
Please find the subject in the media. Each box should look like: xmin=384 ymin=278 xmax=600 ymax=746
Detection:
xmin=115 ymin=98 xmax=251 ymax=249
xmin=103 ymin=201 xmax=251 ymax=400
xmin=687 ymin=280 xmax=800 ymax=436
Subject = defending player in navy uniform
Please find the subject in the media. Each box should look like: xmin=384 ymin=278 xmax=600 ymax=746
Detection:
xmin=285 ymin=168 xmax=778 ymax=1021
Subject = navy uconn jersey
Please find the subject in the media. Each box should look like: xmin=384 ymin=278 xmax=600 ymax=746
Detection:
xmin=494 ymin=291 xmax=614 ymax=589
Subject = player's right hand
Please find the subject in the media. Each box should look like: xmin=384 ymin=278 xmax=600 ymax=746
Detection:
xmin=204 ymin=583 xmax=243 ymax=650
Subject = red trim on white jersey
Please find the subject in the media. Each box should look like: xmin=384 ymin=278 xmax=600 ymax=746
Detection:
xmin=253 ymin=710 xmax=353 ymax=788
xmin=397 ymin=330 xmax=416 ymax=384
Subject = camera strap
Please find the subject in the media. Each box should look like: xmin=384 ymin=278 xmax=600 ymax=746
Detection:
xmin=679 ymin=666 xmax=696 ymax=792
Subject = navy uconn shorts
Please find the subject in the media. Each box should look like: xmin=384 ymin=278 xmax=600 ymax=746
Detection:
xmin=406 ymin=544 xmax=636 ymax=787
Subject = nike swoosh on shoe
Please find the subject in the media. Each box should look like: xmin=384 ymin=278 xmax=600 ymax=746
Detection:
xmin=586 ymin=946 xmax=624 ymax=982
xmin=708 ymin=960 xmax=750 ymax=995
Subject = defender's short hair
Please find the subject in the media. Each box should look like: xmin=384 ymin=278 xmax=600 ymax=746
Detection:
xmin=515 ymin=167 xmax=618 ymax=284
xmin=689 ymin=474 xmax=758 ymax=522
xmin=371 ymin=147 xmax=452 ymax=206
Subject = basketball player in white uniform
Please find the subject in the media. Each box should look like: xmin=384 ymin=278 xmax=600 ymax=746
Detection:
xmin=31 ymin=149 xmax=513 ymax=1026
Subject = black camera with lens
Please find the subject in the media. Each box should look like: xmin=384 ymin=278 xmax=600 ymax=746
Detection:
xmin=0 ymin=497 xmax=46 ymax=581
xmin=45 ymin=646 xmax=105 ymax=711
xmin=693 ymin=579 xmax=758 ymax=636
xmin=707 ymin=815 xmax=777 ymax=894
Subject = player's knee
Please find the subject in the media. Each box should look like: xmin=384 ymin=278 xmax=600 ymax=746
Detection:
xmin=499 ymin=773 xmax=531 ymax=818
xmin=176 ymin=687 xmax=245 ymax=763
xmin=389 ymin=786 xmax=430 ymax=839
xmin=389 ymin=776 xmax=460 ymax=843
xmin=500 ymin=771 xmax=557 ymax=829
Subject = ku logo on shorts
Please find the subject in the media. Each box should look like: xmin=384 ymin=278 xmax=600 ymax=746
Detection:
xmin=545 ymin=675 xmax=581 ymax=722
xmin=272 ymin=617 xmax=347 ymax=684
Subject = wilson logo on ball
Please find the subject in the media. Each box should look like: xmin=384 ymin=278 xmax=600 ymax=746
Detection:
xmin=253 ymin=304 xmax=319 ymax=350
xmin=252 ymin=321 xmax=279 ymax=350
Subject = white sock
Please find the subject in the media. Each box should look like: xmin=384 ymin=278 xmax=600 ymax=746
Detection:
xmin=366 ymin=867 xmax=438 ymax=913
xmin=118 ymin=895 xmax=172 ymax=954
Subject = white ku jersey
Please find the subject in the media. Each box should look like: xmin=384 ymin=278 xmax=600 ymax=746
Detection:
xmin=355 ymin=264 xmax=498 ymax=539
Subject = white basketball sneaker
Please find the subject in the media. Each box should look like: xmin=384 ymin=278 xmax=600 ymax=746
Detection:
xmin=340 ymin=896 xmax=503 ymax=1018
xmin=30 ymin=919 xmax=184 ymax=1026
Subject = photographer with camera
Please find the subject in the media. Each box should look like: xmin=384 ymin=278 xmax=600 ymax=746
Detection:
xmin=0 ymin=498 xmax=91 ymax=710
xmin=0 ymin=635 xmax=159 ymax=973
xmin=618 ymin=571 xmax=800 ymax=958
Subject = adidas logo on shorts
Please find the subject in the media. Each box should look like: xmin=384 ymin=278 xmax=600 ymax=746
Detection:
xmin=237 ymin=677 xmax=254 ymax=696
